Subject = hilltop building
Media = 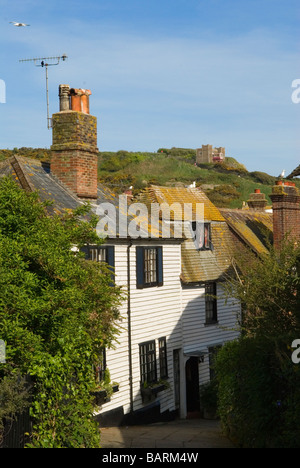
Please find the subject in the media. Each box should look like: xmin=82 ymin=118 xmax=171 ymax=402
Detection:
xmin=196 ymin=145 xmax=225 ymax=164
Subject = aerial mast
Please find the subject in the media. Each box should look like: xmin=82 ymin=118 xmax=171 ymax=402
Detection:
xmin=19 ymin=54 xmax=68 ymax=129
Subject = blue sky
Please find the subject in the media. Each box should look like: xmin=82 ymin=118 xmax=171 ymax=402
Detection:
xmin=0 ymin=0 xmax=299 ymax=176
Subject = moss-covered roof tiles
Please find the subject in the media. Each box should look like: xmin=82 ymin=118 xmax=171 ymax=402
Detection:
xmin=139 ymin=185 xmax=225 ymax=222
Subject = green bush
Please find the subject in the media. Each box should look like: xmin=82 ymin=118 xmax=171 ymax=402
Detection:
xmin=0 ymin=177 xmax=124 ymax=447
xmin=215 ymin=241 xmax=300 ymax=448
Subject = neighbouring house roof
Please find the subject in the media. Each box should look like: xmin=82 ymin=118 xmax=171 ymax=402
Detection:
xmin=0 ymin=155 xmax=81 ymax=214
xmin=137 ymin=185 xmax=225 ymax=222
xmin=181 ymin=222 xmax=236 ymax=283
xmin=0 ymin=156 xmax=179 ymax=241
xmin=137 ymin=185 xmax=236 ymax=283
xmin=220 ymin=208 xmax=273 ymax=256
xmin=287 ymin=164 xmax=300 ymax=179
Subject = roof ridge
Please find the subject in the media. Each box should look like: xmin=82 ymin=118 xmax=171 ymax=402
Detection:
xmin=11 ymin=155 xmax=34 ymax=192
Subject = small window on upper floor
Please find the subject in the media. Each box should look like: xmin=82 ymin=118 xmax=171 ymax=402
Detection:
xmin=81 ymin=245 xmax=115 ymax=283
xmin=136 ymin=246 xmax=163 ymax=289
xmin=191 ymin=222 xmax=212 ymax=251
xmin=205 ymin=282 xmax=218 ymax=324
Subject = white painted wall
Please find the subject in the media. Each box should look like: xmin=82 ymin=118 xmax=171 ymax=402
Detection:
xmin=97 ymin=242 xmax=241 ymax=421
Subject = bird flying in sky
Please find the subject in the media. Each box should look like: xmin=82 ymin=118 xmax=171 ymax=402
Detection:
xmin=9 ymin=21 xmax=30 ymax=27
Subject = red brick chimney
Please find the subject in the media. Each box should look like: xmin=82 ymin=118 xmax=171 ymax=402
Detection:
xmin=270 ymin=181 xmax=300 ymax=249
xmin=50 ymin=84 xmax=98 ymax=200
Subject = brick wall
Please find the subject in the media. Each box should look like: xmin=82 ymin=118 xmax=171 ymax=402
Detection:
xmin=270 ymin=182 xmax=300 ymax=249
xmin=50 ymin=110 xmax=98 ymax=199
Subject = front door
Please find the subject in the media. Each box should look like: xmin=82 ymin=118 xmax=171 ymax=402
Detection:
xmin=185 ymin=357 xmax=200 ymax=416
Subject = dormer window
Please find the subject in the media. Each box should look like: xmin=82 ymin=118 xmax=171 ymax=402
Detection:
xmin=191 ymin=222 xmax=212 ymax=250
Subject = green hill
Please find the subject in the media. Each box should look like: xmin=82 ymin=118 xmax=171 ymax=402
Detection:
xmin=97 ymin=148 xmax=283 ymax=208
xmin=1 ymin=147 xmax=298 ymax=209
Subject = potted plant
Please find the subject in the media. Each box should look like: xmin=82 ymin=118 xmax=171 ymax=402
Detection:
xmin=91 ymin=369 xmax=119 ymax=406
xmin=141 ymin=379 xmax=170 ymax=403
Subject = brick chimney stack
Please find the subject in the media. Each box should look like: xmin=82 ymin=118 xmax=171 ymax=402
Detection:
xmin=270 ymin=181 xmax=300 ymax=249
xmin=50 ymin=84 xmax=98 ymax=200
xmin=247 ymin=189 xmax=267 ymax=211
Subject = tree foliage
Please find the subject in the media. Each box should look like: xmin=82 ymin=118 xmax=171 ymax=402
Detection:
xmin=0 ymin=177 xmax=124 ymax=447
xmin=215 ymin=242 xmax=300 ymax=447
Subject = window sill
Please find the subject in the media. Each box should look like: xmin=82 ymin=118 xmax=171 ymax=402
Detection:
xmin=137 ymin=283 xmax=163 ymax=289
xmin=140 ymin=382 xmax=168 ymax=403
xmin=91 ymin=384 xmax=119 ymax=405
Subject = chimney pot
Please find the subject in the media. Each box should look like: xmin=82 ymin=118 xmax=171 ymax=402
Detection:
xmin=69 ymin=88 xmax=91 ymax=114
xmin=59 ymin=84 xmax=70 ymax=111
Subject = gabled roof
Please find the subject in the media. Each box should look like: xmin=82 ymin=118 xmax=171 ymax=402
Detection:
xmin=0 ymin=155 xmax=81 ymax=214
xmin=220 ymin=208 xmax=273 ymax=256
xmin=137 ymin=185 xmax=224 ymax=221
xmin=181 ymin=223 xmax=235 ymax=283
xmin=0 ymin=156 xmax=178 ymax=241
xmin=137 ymin=185 xmax=236 ymax=283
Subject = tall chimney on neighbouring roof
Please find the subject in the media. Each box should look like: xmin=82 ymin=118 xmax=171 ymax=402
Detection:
xmin=270 ymin=181 xmax=300 ymax=249
xmin=50 ymin=85 xmax=98 ymax=200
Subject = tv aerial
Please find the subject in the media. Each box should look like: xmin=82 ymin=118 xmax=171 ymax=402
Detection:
xmin=19 ymin=54 xmax=68 ymax=129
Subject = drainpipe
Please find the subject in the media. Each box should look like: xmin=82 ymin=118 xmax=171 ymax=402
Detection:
xmin=127 ymin=240 xmax=134 ymax=414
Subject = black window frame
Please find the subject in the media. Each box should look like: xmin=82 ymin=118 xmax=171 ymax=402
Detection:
xmin=139 ymin=340 xmax=157 ymax=385
xmin=158 ymin=337 xmax=168 ymax=380
xmin=205 ymin=282 xmax=218 ymax=324
xmin=81 ymin=244 xmax=115 ymax=282
xmin=136 ymin=246 xmax=163 ymax=289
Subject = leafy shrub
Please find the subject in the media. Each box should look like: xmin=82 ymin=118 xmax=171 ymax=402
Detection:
xmin=205 ymin=184 xmax=241 ymax=207
xmin=0 ymin=177 xmax=124 ymax=447
xmin=216 ymin=241 xmax=300 ymax=448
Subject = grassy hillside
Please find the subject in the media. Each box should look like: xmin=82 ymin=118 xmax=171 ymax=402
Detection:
xmin=1 ymin=147 xmax=298 ymax=209
xmin=97 ymin=148 xmax=282 ymax=208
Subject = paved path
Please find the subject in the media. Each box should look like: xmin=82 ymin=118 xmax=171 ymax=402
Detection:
xmin=100 ymin=418 xmax=235 ymax=449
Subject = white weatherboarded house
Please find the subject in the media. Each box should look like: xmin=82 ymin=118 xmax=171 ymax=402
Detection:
xmin=0 ymin=85 xmax=242 ymax=425
xmin=90 ymin=184 xmax=241 ymax=424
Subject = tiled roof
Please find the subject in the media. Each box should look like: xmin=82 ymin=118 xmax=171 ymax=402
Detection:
xmin=0 ymin=157 xmax=274 ymax=281
xmin=220 ymin=208 xmax=273 ymax=256
xmin=137 ymin=185 xmax=236 ymax=283
xmin=0 ymin=156 xmax=176 ymax=240
xmin=138 ymin=185 xmax=225 ymax=222
xmin=0 ymin=156 xmax=80 ymax=214
xmin=181 ymin=222 xmax=236 ymax=283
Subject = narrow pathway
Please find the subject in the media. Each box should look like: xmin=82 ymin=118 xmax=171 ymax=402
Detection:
xmin=100 ymin=418 xmax=235 ymax=448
